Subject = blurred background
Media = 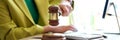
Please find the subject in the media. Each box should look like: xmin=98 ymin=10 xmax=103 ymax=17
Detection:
xmin=59 ymin=0 xmax=120 ymax=34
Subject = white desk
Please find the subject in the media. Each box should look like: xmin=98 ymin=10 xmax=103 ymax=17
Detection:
xmin=19 ymin=34 xmax=42 ymax=40
xmin=20 ymin=34 xmax=120 ymax=40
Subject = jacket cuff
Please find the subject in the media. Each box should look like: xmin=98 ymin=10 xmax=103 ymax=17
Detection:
xmin=36 ymin=24 xmax=44 ymax=34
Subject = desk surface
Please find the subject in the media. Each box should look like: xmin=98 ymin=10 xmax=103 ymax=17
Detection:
xmin=20 ymin=34 xmax=42 ymax=40
xmin=20 ymin=34 xmax=120 ymax=40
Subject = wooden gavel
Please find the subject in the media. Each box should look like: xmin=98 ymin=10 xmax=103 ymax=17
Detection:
xmin=49 ymin=6 xmax=60 ymax=26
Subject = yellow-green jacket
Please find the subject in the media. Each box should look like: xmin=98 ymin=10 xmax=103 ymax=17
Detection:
xmin=0 ymin=0 xmax=61 ymax=40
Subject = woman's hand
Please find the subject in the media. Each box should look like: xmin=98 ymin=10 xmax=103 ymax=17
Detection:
xmin=59 ymin=0 xmax=73 ymax=16
xmin=44 ymin=25 xmax=75 ymax=33
xmin=52 ymin=25 xmax=74 ymax=33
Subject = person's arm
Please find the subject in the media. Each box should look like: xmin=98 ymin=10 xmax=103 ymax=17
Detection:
xmin=59 ymin=0 xmax=73 ymax=16
xmin=0 ymin=1 xmax=44 ymax=40
xmin=43 ymin=25 xmax=74 ymax=33
xmin=48 ymin=0 xmax=73 ymax=16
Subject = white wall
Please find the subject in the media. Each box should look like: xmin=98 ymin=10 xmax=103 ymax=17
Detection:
xmin=72 ymin=0 xmax=120 ymax=33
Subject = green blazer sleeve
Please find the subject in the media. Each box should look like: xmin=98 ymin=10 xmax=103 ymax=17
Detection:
xmin=0 ymin=0 xmax=44 ymax=40
xmin=49 ymin=0 xmax=62 ymax=5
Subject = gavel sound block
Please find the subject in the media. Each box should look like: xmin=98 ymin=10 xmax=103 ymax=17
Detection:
xmin=42 ymin=33 xmax=66 ymax=40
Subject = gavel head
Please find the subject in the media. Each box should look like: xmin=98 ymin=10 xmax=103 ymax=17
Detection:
xmin=49 ymin=6 xmax=59 ymax=26
xmin=49 ymin=6 xmax=58 ymax=13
